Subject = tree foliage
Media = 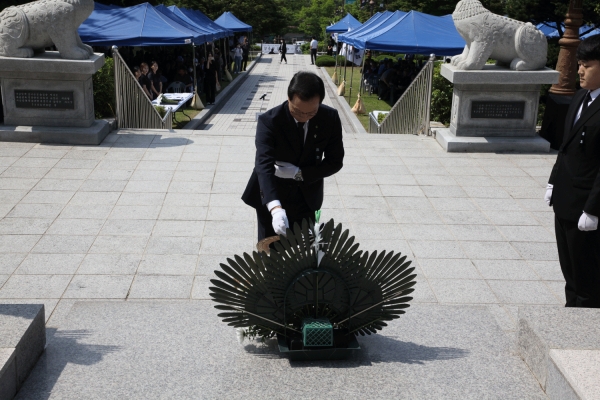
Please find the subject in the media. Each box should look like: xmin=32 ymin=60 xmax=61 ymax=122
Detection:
xmin=504 ymin=0 xmax=600 ymax=37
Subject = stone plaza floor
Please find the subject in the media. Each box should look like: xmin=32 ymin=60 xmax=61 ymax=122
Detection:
xmin=0 ymin=54 xmax=562 ymax=348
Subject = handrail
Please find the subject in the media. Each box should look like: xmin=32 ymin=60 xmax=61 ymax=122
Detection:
xmin=112 ymin=46 xmax=172 ymax=130
xmin=370 ymin=55 xmax=436 ymax=135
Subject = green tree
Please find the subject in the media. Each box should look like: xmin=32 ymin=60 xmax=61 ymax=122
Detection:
xmin=504 ymin=0 xmax=600 ymax=37
xmin=382 ymin=0 xmax=503 ymax=16
xmin=297 ymin=0 xmax=338 ymax=39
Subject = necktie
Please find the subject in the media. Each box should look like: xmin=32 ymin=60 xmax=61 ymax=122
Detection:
xmin=297 ymin=122 xmax=305 ymax=146
xmin=581 ymin=92 xmax=592 ymax=117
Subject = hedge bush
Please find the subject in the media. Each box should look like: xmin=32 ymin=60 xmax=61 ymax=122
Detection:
xmin=300 ymin=42 xmax=328 ymax=54
xmin=92 ymin=56 xmax=115 ymax=119
xmin=372 ymin=54 xmax=400 ymax=63
xmin=315 ymin=55 xmax=335 ymax=66
xmin=315 ymin=55 xmax=353 ymax=67
xmin=430 ymin=62 xmax=453 ymax=126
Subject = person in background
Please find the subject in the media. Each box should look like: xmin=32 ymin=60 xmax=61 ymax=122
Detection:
xmin=377 ymin=61 xmax=395 ymax=101
xmin=174 ymin=67 xmax=193 ymax=92
xmin=327 ymin=35 xmax=335 ymax=55
xmin=148 ymin=61 xmax=162 ymax=99
xmin=195 ymin=57 xmax=205 ymax=94
xmin=204 ymin=52 xmax=218 ymax=105
xmin=139 ymin=63 xmax=153 ymax=99
xmin=215 ymin=48 xmax=224 ymax=81
xmin=133 ymin=66 xmax=151 ymax=99
xmin=547 ymin=34 xmax=600 ymax=308
xmin=241 ymin=39 xmax=249 ymax=71
xmin=279 ymin=39 xmax=287 ymax=64
xmin=310 ymin=36 xmax=318 ymax=65
xmin=233 ymin=43 xmax=243 ymax=74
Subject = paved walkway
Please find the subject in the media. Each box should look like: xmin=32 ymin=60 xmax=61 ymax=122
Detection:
xmin=0 ymin=54 xmax=561 ymax=343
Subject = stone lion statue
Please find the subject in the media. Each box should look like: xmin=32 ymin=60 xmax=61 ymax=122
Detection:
xmin=0 ymin=0 xmax=94 ymax=59
xmin=451 ymin=0 xmax=547 ymax=71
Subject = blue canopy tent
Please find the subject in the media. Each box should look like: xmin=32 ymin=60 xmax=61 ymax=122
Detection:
xmin=326 ymin=13 xmax=362 ymax=33
xmin=536 ymin=22 xmax=599 ymax=39
xmin=338 ymin=11 xmax=392 ymax=43
xmin=94 ymin=3 xmax=119 ymax=10
xmin=155 ymin=4 xmax=220 ymax=43
xmin=79 ymin=3 xmax=207 ymax=46
xmin=333 ymin=12 xmax=392 ymax=87
xmin=343 ymin=11 xmax=408 ymax=48
xmin=172 ymin=7 xmax=232 ymax=39
xmin=214 ymin=11 xmax=252 ymax=33
xmin=170 ymin=7 xmax=237 ymax=79
xmin=354 ymin=11 xmax=465 ymax=55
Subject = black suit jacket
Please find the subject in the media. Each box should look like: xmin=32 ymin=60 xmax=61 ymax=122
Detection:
xmin=549 ymin=89 xmax=600 ymax=221
xmin=242 ymin=101 xmax=344 ymax=211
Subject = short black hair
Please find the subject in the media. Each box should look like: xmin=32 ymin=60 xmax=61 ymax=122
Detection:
xmin=577 ymin=34 xmax=600 ymax=62
xmin=287 ymin=71 xmax=325 ymax=103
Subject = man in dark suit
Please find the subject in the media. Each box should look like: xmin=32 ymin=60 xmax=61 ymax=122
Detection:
xmin=242 ymin=71 xmax=344 ymax=241
xmin=547 ymin=34 xmax=600 ymax=308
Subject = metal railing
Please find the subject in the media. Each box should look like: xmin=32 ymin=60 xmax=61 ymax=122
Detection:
xmin=369 ymin=55 xmax=436 ymax=135
xmin=112 ymin=46 xmax=172 ymax=130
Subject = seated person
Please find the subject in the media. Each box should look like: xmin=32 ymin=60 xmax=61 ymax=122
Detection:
xmin=173 ymin=67 xmax=194 ymax=92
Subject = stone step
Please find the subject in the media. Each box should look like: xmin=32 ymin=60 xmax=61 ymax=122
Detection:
xmin=435 ymin=127 xmax=551 ymax=153
xmin=0 ymin=349 xmax=17 ymax=400
xmin=17 ymin=301 xmax=544 ymax=399
xmin=547 ymin=349 xmax=600 ymax=400
xmin=518 ymin=307 xmax=600 ymax=398
xmin=0 ymin=305 xmax=45 ymax=400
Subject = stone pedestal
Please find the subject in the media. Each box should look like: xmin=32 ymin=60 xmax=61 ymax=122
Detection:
xmin=518 ymin=307 xmax=600 ymax=398
xmin=0 ymin=304 xmax=45 ymax=400
xmin=435 ymin=64 xmax=559 ymax=152
xmin=0 ymin=51 xmax=110 ymax=145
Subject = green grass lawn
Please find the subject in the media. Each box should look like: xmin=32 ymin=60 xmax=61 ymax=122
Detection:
xmin=324 ymin=66 xmax=392 ymax=130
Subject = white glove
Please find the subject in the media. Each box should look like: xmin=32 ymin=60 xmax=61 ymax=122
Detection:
xmin=578 ymin=212 xmax=598 ymax=231
xmin=274 ymin=161 xmax=299 ymax=179
xmin=544 ymin=184 xmax=553 ymax=206
xmin=271 ymin=208 xmax=289 ymax=236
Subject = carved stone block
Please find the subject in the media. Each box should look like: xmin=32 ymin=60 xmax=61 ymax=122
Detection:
xmin=451 ymin=0 xmax=548 ymax=71
xmin=0 ymin=0 xmax=94 ymax=60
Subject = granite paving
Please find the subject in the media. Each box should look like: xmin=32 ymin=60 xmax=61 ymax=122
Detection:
xmin=0 ymin=54 xmax=567 ymax=396
xmin=16 ymin=302 xmax=546 ymax=399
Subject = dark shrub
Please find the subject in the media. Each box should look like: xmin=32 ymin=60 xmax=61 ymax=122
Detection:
xmin=92 ymin=56 xmax=115 ymax=119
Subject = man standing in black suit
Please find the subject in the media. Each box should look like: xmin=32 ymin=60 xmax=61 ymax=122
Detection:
xmin=547 ymin=34 xmax=600 ymax=308
xmin=242 ymin=71 xmax=344 ymax=241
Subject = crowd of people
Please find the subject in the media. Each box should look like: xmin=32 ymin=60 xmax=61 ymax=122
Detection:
xmin=361 ymin=54 xmax=425 ymax=103
xmin=120 ymin=36 xmax=251 ymax=105
xmin=115 ymin=36 xmax=425 ymax=108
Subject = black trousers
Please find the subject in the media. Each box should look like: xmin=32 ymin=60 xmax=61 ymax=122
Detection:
xmin=256 ymin=187 xmax=314 ymax=241
xmin=555 ymin=215 xmax=600 ymax=308
xmin=378 ymin=81 xmax=389 ymax=100
xmin=280 ymin=53 xmax=287 ymax=63
xmin=242 ymin=55 xmax=248 ymax=71
xmin=311 ymin=49 xmax=317 ymax=64
xmin=204 ymin=79 xmax=216 ymax=103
